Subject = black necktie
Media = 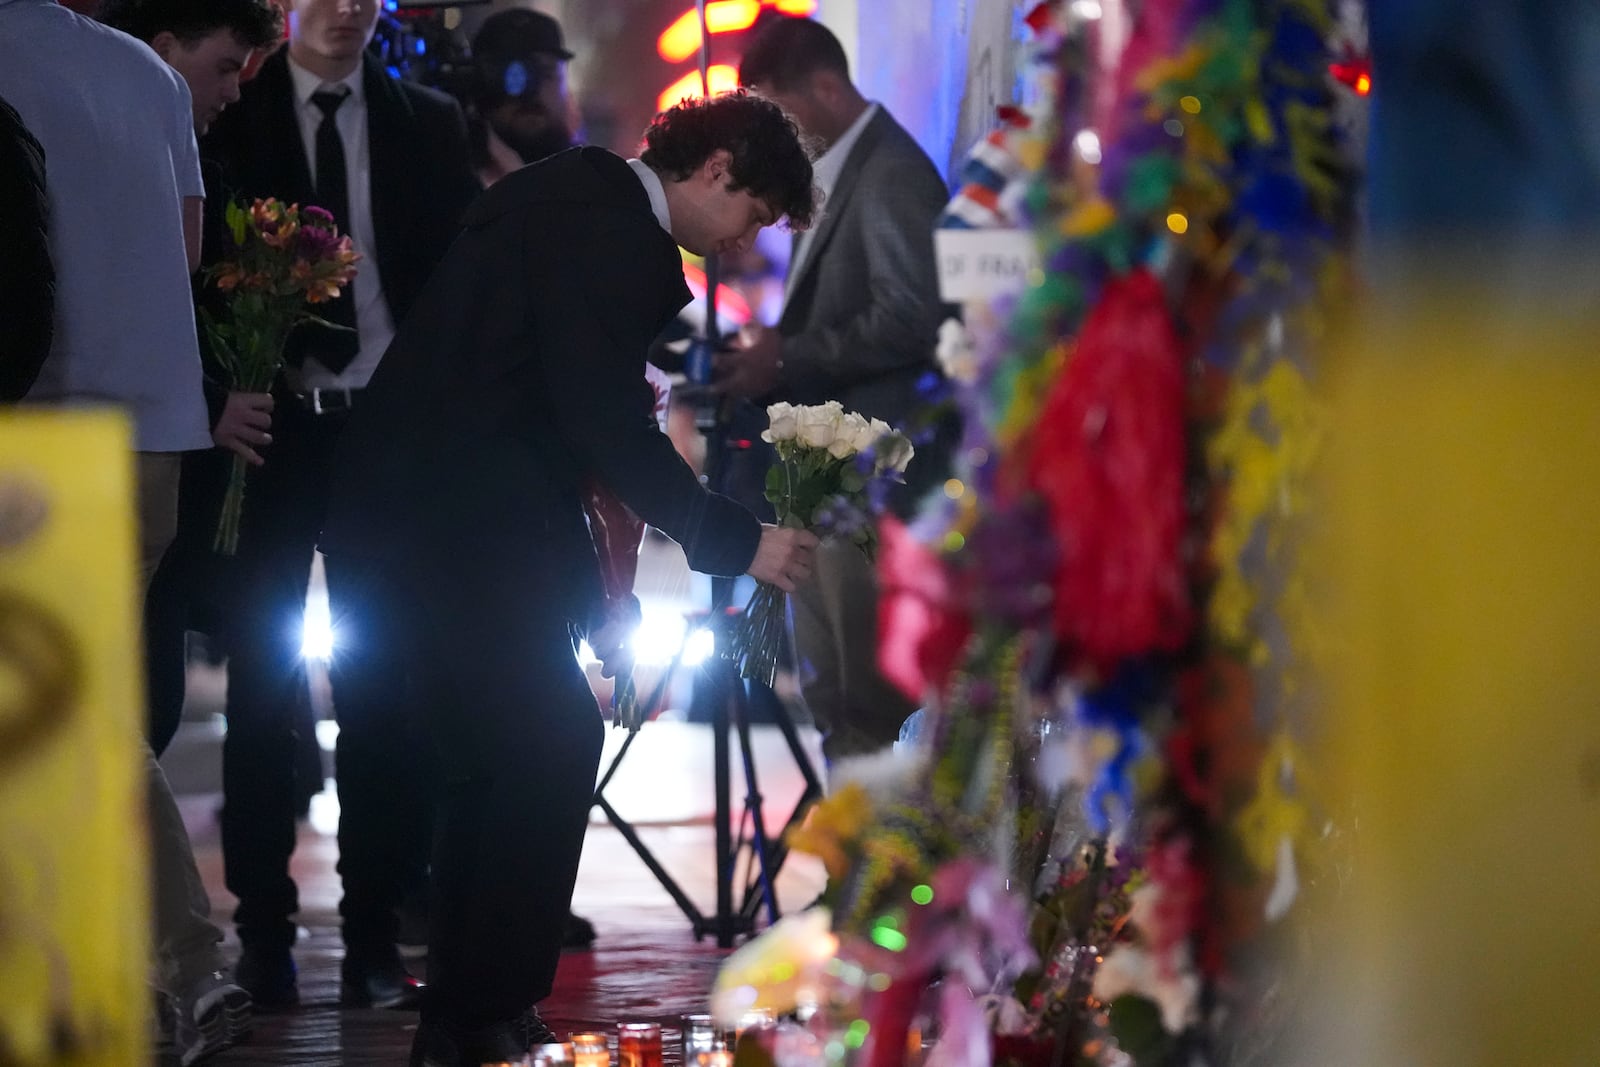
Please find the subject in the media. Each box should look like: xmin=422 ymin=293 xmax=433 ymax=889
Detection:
xmin=309 ymin=87 xmax=360 ymax=372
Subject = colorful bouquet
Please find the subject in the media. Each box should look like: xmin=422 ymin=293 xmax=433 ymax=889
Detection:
xmin=582 ymin=364 xmax=673 ymax=731
xmin=725 ymin=400 xmax=914 ymax=687
xmin=202 ymin=198 xmax=359 ymax=554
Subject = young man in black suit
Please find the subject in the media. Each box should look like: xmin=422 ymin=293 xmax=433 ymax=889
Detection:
xmin=319 ymin=91 xmax=820 ymax=1067
xmin=198 ymin=0 xmax=480 ymax=1010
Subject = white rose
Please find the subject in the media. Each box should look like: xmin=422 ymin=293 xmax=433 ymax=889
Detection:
xmin=762 ymin=401 xmax=798 ymax=443
xmin=830 ymin=412 xmax=871 ymax=458
xmin=795 ymin=401 xmax=844 ymax=450
xmin=936 ymin=317 xmax=976 ymax=384
xmin=862 ymin=417 xmax=892 ymax=454
xmin=848 ymin=415 xmax=883 ymax=454
xmin=876 ymin=432 xmax=916 ymax=474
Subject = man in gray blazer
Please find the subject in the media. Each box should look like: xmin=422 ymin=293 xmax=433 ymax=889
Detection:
xmin=722 ymin=15 xmax=949 ymax=761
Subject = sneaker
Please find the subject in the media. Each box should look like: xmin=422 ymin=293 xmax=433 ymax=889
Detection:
xmin=172 ymin=971 xmax=252 ymax=1065
xmin=152 ymin=988 xmax=181 ymax=1067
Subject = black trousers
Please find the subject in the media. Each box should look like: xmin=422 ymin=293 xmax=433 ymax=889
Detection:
xmin=221 ymin=399 xmax=431 ymax=952
xmin=331 ymin=553 xmax=603 ymax=1025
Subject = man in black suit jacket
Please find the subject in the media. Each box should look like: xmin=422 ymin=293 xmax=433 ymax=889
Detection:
xmin=199 ymin=0 xmax=480 ymax=1010
xmin=320 ymin=92 xmax=819 ymax=1067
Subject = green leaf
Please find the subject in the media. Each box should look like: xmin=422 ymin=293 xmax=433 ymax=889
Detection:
xmin=839 ymin=467 xmax=867 ymax=494
xmin=226 ymin=199 xmax=247 ymax=247
xmin=764 ymin=466 xmax=786 ymax=506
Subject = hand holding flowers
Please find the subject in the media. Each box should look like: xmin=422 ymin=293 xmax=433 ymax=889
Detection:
xmin=726 ymin=401 xmax=915 ymax=686
xmin=203 ymin=198 xmax=359 ymax=553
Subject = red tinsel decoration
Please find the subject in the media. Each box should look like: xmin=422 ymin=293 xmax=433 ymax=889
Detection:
xmin=1025 ymin=268 xmax=1192 ymax=674
xmin=860 ymin=968 xmax=934 ymax=1067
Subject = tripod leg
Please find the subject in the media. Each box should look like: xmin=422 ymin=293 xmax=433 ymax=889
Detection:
xmin=769 ymin=687 xmax=825 ymax=800
xmin=730 ymin=677 xmax=780 ymax=925
xmin=737 ymin=680 xmax=824 ymax=924
xmin=593 ymin=792 xmax=708 ymax=934
xmin=712 ymin=659 xmax=741 ymax=946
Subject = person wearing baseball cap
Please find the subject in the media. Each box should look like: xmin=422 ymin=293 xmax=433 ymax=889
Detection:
xmin=470 ymin=8 xmax=575 ymax=181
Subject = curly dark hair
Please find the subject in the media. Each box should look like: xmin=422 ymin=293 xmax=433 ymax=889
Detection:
xmin=641 ymin=90 xmax=818 ymax=230
xmin=99 ymin=0 xmax=283 ymax=49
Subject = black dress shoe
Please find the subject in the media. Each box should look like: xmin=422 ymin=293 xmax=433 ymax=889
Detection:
xmin=341 ymin=944 xmax=423 ymax=1009
xmin=233 ymin=944 xmax=298 ymax=1011
xmin=408 ymin=1009 xmax=555 ymax=1067
xmin=563 ymin=910 xmax=597 ymax=949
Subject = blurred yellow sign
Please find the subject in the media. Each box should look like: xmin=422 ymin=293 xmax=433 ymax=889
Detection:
xmin=0 ymin=412 xmax=146 ymax=1065
xmin=1316 ymin=304 xmax=1600 ymax=1065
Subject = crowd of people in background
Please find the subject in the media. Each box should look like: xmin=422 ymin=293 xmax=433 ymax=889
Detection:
xmin=0 ymin=3 xmax=948 ymax=1064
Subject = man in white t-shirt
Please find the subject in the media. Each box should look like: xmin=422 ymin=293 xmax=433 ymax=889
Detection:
xmin=0 ymin=2 xmax=248 ymax=1063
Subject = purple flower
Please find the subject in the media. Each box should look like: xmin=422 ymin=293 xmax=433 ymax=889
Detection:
xmin=813 ymin=493 xmax=871 ymax=540
xmin=295 ymin=224 xmax=339 ymax=263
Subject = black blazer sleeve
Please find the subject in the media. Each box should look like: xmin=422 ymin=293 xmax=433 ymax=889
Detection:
xmin=532 ymin=211 xmax=761 ymax=577
xmin=0 ymin=96 xmax=52 ymax=402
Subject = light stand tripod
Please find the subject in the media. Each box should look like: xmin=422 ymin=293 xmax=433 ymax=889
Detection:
xmin=588 ymin=416 xmax=825 ymax=947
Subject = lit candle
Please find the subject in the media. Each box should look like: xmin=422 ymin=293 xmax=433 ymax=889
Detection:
xmin=696 ymin=1052 xmax=734 ymax=1067
xmin=531 ymin=1042 xmax=575 ymax=1067
xmin=616 ymin=1022 xmax=663 ymax=1067
xmin=570 ymin=1032 xmax=610 ymax=1067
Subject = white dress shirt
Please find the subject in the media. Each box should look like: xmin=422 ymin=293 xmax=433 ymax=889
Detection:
xmin=785 ymin=102 xmax=879 ymax=299
xmin=626 ymin=157 xmax=673 ymax=235
xmin=286 ymin=54 xmax=395 ymax=390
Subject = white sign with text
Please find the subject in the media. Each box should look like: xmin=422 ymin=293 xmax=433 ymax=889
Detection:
xmin=935 ymin=228 xmax=1042 ymax=301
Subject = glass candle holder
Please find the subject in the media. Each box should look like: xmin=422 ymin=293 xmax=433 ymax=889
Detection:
xmin=738 ymin=1007 xmax=776 ymax=1032
xmin=616 ymin=1022 xmax=663 ymax=1067
xmin=570 ymin=1032 xmax=611 ymax=1067
xmin=531 ymin=1042 xmax=575 ymax=1067
xmin=680 ymin=1013 xmax=724 ymax=1063
xmin=727 ymin=1006 xmax=776 ymax=1047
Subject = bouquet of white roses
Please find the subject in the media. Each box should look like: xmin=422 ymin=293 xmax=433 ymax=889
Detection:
xmin=726 ymin=400 xmax=915 ymax=687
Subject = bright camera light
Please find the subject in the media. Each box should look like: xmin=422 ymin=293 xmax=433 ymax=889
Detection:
xmin=632 ymin=604 xmax=689 ymax=667
xmin=681 ymin=627 xmax=716 ymax=668
xmin=301 ymin=592 xmax=335 ymax=661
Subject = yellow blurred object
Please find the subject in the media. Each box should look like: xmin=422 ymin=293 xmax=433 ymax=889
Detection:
xmin=1316 ymin=303 xmax=1600 ymax=1065
xmin=711 ymin=906 xmax=837 ymax=1027
xmin=0 ymin=412 xmax=146 ymax=1065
